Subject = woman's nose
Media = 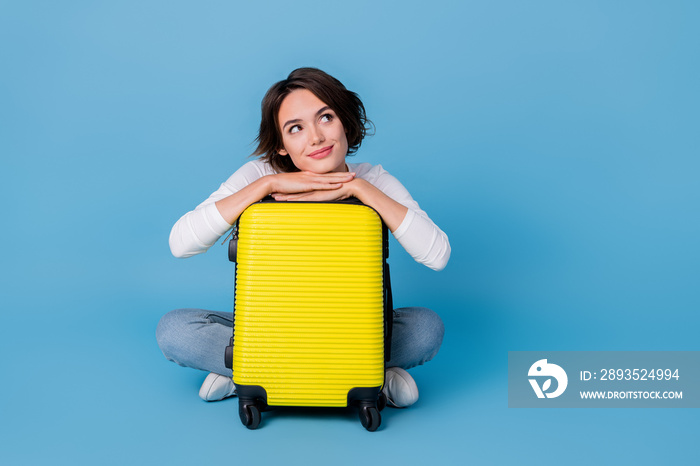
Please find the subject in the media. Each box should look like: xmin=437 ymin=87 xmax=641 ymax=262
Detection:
xmin=309 ymin=124 xmax=325 ymax=145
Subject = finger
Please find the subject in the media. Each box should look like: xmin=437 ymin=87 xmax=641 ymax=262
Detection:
xmin=310 ymin=182 xmax=343 ymax=190
xmin=283 ymin=191 xmax=316 ymax=200
xmin=275 ymin=192 xmax=318 ymax=201
xmin=278 ymin=192 xmax=318 ymax=202
xmin=304 ymin=172 xmax=355 ymax=181
xmin=288 ymin=190 xmax=350 ymax=202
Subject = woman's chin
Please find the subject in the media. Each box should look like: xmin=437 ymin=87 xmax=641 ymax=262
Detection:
xmin=299 ymin=160 xmax=347 ymax=174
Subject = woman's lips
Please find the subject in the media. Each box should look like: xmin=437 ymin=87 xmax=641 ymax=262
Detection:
xmin=307 ymin=145 xmax=333 ymax=159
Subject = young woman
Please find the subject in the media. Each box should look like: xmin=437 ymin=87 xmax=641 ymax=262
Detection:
xmin=157 ymin=68 xmax=450 ymax=408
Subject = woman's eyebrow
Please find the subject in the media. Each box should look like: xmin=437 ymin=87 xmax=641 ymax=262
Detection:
xmin=282 ymin=106 xmax=332 ymax=130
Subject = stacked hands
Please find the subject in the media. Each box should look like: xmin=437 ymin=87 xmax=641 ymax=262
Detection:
xmin=214 ymin=164 xmax=407 ymax=234
xmin=269 ymin=170 xmax=359 ymax=202
xmin=265 ymin=170 xmax=408 ymax=231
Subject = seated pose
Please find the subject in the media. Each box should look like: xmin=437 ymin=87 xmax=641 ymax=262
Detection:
xmin=157 ymin=67 xmax=450 ymax=408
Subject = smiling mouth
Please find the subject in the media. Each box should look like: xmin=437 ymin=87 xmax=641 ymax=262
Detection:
xmin=308 ymin=145 xmax=333 ymax=159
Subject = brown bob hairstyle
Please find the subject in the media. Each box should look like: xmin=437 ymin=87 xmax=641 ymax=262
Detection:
xmin=252 ymin=67 xmax=374 ymax=173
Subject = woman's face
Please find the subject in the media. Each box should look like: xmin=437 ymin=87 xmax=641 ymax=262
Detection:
xmin=277 ymin=89 xmax=349 ymax=174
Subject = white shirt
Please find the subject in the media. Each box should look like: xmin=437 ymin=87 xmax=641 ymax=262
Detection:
xmin=169 ymin=159 xmax=450 ymax=271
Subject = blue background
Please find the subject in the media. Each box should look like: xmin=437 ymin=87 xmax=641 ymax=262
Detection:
xmin=1 ymin=1 xmax=698 ymax=464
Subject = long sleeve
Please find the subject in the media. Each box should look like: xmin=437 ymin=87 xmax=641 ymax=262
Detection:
xmin=351 ymin=163 xmax=451 ymax=271
xmin=169 ymin=160 xmax=272 ymax=258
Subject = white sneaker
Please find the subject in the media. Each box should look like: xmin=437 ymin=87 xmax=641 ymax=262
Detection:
xmin=198 ymin=373 xmax=237 ymax=401
xmin=383 ymin=367 xmax=419 ymax=408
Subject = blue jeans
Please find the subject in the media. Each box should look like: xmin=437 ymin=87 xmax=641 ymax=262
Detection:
xmin=156 ymin=307 xmax=444 ymax=377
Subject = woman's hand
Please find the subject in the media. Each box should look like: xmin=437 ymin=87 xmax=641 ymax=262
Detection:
xmin=268 ymin=171 xmax=356 ymax=195
xmin=271 ymin=176 xmax=359 ymax=202
xmin=272 ymin=178 xmax=409 ymax=232
xmin=214 ymin=171 xmax=355 ymax=225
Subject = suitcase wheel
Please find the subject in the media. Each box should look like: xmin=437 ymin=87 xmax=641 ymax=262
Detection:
xmin=239 ymin=401 xmax=261 ymax=430
xmin=359 ymin=406 xmax=381 ymax=432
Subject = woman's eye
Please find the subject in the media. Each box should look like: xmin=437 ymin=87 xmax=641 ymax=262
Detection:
xmin=289 ymin=125 xmax=301 ymax=134
xmin=320 ymin=113 xmax=333 ymax=123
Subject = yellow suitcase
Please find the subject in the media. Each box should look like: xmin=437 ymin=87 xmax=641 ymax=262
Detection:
xmin=224 ymin=198 xmax=392 ymax=431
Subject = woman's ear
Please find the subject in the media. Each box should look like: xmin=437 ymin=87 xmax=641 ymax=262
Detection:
xmin=278 ymin=148 xmax=288 ymax=156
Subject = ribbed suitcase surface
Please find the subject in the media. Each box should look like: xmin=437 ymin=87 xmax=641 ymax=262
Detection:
xmin=232 ymin=202 xmax=385 ymax=407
